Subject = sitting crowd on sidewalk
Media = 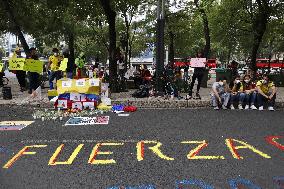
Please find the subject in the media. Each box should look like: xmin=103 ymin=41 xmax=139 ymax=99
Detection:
xmin=211 ymin=74 xmax=277 ymax=111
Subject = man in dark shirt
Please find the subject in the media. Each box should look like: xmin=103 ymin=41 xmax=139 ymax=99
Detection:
xmin=187 ymin=52 xmax=205 ymax=99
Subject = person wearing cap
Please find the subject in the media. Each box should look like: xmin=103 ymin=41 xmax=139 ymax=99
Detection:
xmin=14 ymin=47 xmax=27 ymax=92
xmin=47 ymin=48 xmax=62 ymax=89
xmin=26 ymin=48 xmax=40 ymax=96
xmin=256 ymin=75 xmax=277 ymax=111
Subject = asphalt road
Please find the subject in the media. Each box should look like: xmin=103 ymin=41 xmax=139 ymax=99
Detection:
xmin=0 ymin=106 xmax=284 ymax=189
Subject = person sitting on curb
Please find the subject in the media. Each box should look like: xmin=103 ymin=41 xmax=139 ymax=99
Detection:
xmin=256 ymin=75 xmax=277 ymax=111
xmin=229 ymin=75 xmax=243 ymax=110
xmin=241 ymin=75 xmax=257 ymax=110
xmin=211 ymin=77 xmax=230 ymax=110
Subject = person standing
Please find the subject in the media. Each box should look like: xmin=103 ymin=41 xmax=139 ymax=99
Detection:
xmin=14 ymin=47 xmax=27 ymax=92
xmin=187 ymin=52 xmax=206 ymax=100
xmin=27 ymin=48 xmax=40 ymax=97
xmin=47 ymin=48 xmax=62 ymax=89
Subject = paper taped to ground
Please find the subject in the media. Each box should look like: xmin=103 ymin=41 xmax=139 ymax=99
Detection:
xmin=65 ymin=116 xmax=109 ymax=126
xmin=118 ymin=114 xmax=130 ymax=117
xmin=0 ymin=121 xmax=34 ymax=131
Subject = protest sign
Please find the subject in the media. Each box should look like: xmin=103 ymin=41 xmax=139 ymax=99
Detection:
xmin=24 ymin=59 xmax=43 ymax=73
xmin=8 ymin=58 xmax=26 ymax=70
xmin=191 ymin=58 xmax=207 ymax=68
xmin=59 ymin=58 xmax=68 ymax=71
xmin=0 ymin=121 xmax=34 ymax=131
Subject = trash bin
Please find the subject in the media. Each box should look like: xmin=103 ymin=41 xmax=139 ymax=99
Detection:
xmin=201 ymin=69 xmax=209 ymax=88
xmin=216 ymin=68 xmax=232 ymax=84
xmin=2 ymin=86 xmax=12 ymax=100
xmin=269 ymin=74 xmax=284 ymax=87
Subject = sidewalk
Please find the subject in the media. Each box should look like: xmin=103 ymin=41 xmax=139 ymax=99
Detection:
xmin=1 ymin=77 xmax=284 ymax=109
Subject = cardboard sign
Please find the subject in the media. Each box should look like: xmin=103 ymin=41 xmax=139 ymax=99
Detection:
xmin=76 ymin=79 xmax=86 ymax=87
xmin=59 ymin=58 xmax=68 ymax=71
xmin=8 ymin=58 xmax=26 ymax=70
xmin=24 ymin=59 xmax=43 ymax=73
xmin=191 ymin=58 xmax=206 ymax=68
xmin=65 ymin=116 xmax=109 ymax=126
xmin=101 ymin=83 xmax=109 ymax=97
xmin=70 ymin=93 xmax=81 ymax=101
xmin=62 ymin=80 xmax=72 ymax=88
xmin=72 ymin=102 xmax=83 ymax=110
xmin=0 ymin=121 xmax=34 ymax=131
xmin=83 ymin=102 xmax=95 ymax=109
xmin=57 ymin=100 xmax=68 ymax=109
xmin=89 ymin=79 xmax=100 ymax=86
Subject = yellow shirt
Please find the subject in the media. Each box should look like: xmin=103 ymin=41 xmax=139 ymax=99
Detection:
xmin=49 ymin=55 xmax=62 ymax=71
xmin=256 ymin=80 xmax=275 ymax=94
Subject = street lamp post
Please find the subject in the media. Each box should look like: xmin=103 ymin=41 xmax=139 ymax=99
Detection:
xmin=155 ymin=0 xmax=165 ymax=94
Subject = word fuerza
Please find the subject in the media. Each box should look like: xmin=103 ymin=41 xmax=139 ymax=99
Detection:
xmin=2 ymin=136 xmax=284 ymax=169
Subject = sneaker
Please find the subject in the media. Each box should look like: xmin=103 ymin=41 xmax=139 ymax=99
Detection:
xmin=238 ymin=104 xmax=243 ymax=110
xmin=268 ymin=107 xmax=275 ymax=111
xmin=250 ymin=105 xmax=257 ymax=110
xmin=222 ymin=105 xmax=228 ymax=110
xmin=230 ymin=105 xmax=235 ymax=110
xmin=245 ymin=105 xmax=249 ymax=110
xmin=259 ymin=106 xmax=264 ymax=111
xmin=195 ymin=93 xmax=201 ymax=100
xmin=214 ymin=106 xmax=219 ymax=110
xmin=185 ymin=95 xmax=192 ymax=100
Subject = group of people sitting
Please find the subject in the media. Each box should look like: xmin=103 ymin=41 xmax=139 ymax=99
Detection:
xmin=211 ymin=74 xmax=277 ymax=111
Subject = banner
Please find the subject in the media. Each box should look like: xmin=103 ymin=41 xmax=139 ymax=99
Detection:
xmin=24 ymin=59 xmax=43 ymax=73
xmin=57 ymin=79 xmax=101 ymax=95
xmin=59 ymin=58 xmax=68 ymax=71
xmin=8 ymin=58 xmax=26 ymax=70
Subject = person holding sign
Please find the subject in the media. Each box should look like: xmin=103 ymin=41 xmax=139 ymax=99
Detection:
xmin=14 ymin=48 xmax=27 ymax=92
xmin=27 ymin=48 xmax=40 ymax=96
xmin=186 ymin=52 xmax=207 ymax=100
xmin=47 ymin=48 xmax=62 ymax=89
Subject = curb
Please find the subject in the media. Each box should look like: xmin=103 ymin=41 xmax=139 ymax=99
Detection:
xmin=1 ymin=99 xmax=284 ymax=109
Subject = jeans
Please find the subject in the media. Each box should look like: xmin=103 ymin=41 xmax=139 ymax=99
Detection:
xmin=230 ymin=93 xmax=242 ymax=104
xmin=257 ymin=92 xmax=276 ymax=107
xmin=66 ymin=72 xmax=73 ymax=79
xmin=211 ymin=93 xmax=230 ymax=107
xmin=189 ymin=71 xmax=204 ymax=94
xmin=49 ymin=71 xmax=62 ymax=89
xmin=183 ymin=72 xmax=189 ymax=81
xmin=28 ymin=72 xmax=40 ymax=91
xmin=241 ymin=92 xmax=257 ymax=106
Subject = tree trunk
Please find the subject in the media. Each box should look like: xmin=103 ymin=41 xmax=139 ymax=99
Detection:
xmin=249 ymin=0 xmax=270 ymax=78
xmin=100 ymin=0 xmax=118 ymax=93
xmin=2 ymin=0 xmax=29 ymax=55
xmin=194 ymin=0 xmax=211 ymax=59
xmin=168 ymin=31 xmax=175 ymax=65
xmin=67 ymin=32 xmax=75 ymax=73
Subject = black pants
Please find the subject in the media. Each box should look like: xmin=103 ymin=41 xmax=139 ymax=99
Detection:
xmin=28 ymin=72 xmax=40 ymax=91
xmin=189 ymin=71 xmax=204 ymax=94
xmin=16 ymin=70 xmax=26 ymax=88
xmin=0 ymin=72 xmax=4 ymax=86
